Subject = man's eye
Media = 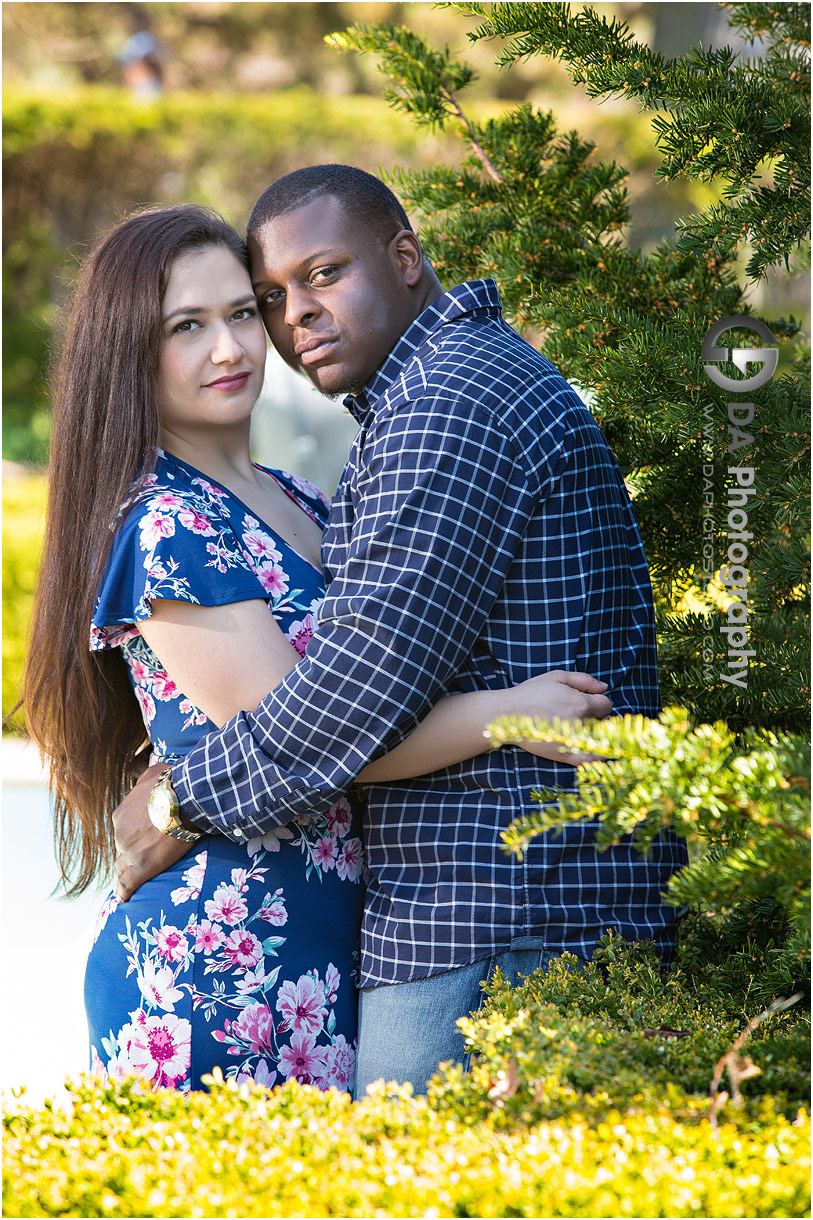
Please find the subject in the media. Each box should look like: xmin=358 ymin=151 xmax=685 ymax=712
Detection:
xmin=311 ymin=266 xmax=337 ymax=284
xmin=261 ymin=290 xmax=284 ymax=307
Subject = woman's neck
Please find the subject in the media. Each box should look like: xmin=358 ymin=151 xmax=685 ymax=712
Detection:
xmin=159 ymin=423 xmax=261 ymax=490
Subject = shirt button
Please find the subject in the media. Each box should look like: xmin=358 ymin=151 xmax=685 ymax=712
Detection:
xmin=233 ymin=827 xmax=243 ymax=838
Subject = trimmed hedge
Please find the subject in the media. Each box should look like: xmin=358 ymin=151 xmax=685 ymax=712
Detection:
xmin=2 ymin=473 xmax=46 ymax=732
xmin=4 ymin=1077 xmax=808 ymax=1219
xmin=3 ymin=943 xmax=810 ymax=1217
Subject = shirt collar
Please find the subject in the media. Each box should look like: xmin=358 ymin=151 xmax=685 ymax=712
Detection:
xmin=343 ymin=278 xmax=503 ymax=424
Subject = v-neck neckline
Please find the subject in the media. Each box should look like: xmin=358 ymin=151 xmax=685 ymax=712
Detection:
xmin=158 ymin=449 xmax=324 ymax=574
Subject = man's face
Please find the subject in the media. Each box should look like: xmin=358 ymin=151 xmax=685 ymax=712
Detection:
xmin=249 ymin=194 xmax=421 ymax=397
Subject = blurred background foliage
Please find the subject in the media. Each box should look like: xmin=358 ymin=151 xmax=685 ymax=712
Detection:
xmin=8 ymin=1 xmax=805 ymax=469
xmin=2 ymin=1 xmax=809 ymax=729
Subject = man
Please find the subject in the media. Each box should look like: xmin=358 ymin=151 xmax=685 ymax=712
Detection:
xmin=114 ymin=165 xmax=686 ymax=1094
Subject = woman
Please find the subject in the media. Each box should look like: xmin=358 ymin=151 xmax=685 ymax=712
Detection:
xmin=25 ymin=205 xmax=610 ymax=1094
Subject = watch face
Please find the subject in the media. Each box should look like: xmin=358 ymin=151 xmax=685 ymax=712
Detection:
xmin=149 ymin=789 xmax=175 ymax=833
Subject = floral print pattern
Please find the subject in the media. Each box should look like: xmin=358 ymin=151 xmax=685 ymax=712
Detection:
xmin=85 ymin=451 xmax=364 ymax=1095
xmin=90 ymin=453 xmax=329 ymax=761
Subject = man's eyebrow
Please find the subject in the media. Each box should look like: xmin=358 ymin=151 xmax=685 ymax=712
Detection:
xmin=163 ymin=295 xmax=256 ymax=322
xmin=252 ymin=249 xmax=346 ymax=289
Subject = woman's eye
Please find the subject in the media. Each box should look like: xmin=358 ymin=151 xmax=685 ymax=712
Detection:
xmin=172 ymin=318 xmax=199 ymax=334
xmin=233 ymin=306 xmax=258 ymax=321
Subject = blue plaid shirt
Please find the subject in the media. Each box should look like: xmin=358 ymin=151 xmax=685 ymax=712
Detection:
xmin=175 ymin=279 xmax=687 ymax=988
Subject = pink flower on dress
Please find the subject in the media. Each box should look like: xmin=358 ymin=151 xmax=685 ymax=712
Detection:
xmin=259 ymin=900 xmax=288 ymax=926
xmin=230 ymin=867 xmax=250 ymax=893
xmin=325 ymin=963 xmax=340 ymax=1005
xmin=155 ymin=925 xmax=188 ymax=962
xmin=138 ymin=959 xmax=184 ymax=1011
xmin=236 ymin=1060 xmax=277 ymax=1089
xmin=256 ymin=562 xmax=289 ymax=599
xmin=290 ymin=473 xmax=330 ymax=509
xmin=312 ymin=835 xmax=338 ymax=871
xmin=151 ymin=670 xmax=179 ymax=701
xmin=317 ymin=1035 xmax=356 ymax=1092
xmin=192 ymin=919 xmax=224 ymax=954
xmin=129 ymin=658 xmax=151 ymax=684
xmin=90 ymin=1045 xmax=107 ymax=1079
xmin=336 ymin=837 xmax=363 ymax=882
xmin=235 ymin=966 xmax=274 ymax=995
xmin=135 ymin=685 xmax=156 ymax=726
xmin=145 ymin=561 xmax=168 ymax=584
xmin=139 ymin=510 xmax=175 ymax=551
xmin=170 ymin=851 xmax=208 ymax=906
xmin=326 ymin=797 xmax=352 ymax=837
xmin=151 ymin=491 xmax=184 ymax=512
xmin=92 ymin=892 xmax=120 ymax=944
xmin=247 ymin=825 xmax=294 ymax=856
xmin=204 ymin=883 xmax=248 ymax=926
xmin=286 ymin=614 xmax=316 ymax=658
xmin=178 ymin=505 xmax=217 ymax=536
xmin=128 ymin=1012 xmax=191 ymax=1087
xmin=243 ymin=527 xmax=282 ymax=563
xmin=278 ymin=1032 xmax=327 ymax=1084
xmin=192 ymin=476 xmax=227 ymax=500
xmin=223 ymin=929 xmax=263 ymax=969
xmin=276 ymin=974 xmax=327 ymax=1037
xmin=231 ymin=1002 xmax=275 ymax=1054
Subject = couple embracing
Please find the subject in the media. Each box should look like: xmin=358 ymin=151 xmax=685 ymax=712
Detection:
xmin=26 ymin=164 xmax=685 ymax=1099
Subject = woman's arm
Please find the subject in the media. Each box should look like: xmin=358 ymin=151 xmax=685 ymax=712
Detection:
xmin=137 ymin=599 xmax=611 ymax=781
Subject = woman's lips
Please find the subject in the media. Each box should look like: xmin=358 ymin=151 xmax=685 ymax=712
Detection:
xmin=205 ymin=372 xmax=251 ymax=391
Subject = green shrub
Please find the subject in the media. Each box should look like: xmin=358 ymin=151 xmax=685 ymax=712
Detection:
xmin=430 ymin=939 xmax=810 ymax=1130
xmin=2 ymin=473 xmax=46 ymax=732
xmin=492 ymin=707 xmax=811 ymax=1005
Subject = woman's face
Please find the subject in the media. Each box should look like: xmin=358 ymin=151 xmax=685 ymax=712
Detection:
xmin=157 ymin=245 xmax=267 ymax=441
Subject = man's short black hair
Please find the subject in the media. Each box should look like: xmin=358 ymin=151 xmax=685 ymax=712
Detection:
xmin=247 ymin=164 xmax=413 ymax=246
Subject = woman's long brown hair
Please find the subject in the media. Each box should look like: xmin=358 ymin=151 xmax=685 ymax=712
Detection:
xmin=24 ymin=205 xmax=249 ymax=895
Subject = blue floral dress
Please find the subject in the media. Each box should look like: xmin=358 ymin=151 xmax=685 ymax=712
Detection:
xmin=85 ymin=450 xmax=364 ymax=1094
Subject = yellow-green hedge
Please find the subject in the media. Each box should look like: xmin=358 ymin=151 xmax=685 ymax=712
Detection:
xmin=2 ymin=472 xmax=46 ymax=732
xmin=3 ymin=1076 xmax=808 ymax=1218
xmin=3 ymin=944 xmax=810 ymax=1217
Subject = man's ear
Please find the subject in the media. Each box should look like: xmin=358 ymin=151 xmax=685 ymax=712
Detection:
xmin=389 ymin=230 xmax=423 ymax=287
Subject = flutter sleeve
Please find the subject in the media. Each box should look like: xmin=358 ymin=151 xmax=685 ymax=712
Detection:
xmin=89 ymin=480 xmax=266 ymax=652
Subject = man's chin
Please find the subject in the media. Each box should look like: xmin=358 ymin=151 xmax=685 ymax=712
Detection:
xmin=299 ymin=363 xmax=357 ymax=400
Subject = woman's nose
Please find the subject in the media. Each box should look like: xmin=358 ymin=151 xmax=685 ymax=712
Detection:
xmin=211 ymin=324 xmax=244 ymax=363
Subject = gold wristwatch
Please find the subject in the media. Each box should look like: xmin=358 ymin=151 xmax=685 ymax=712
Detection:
xmin=147 ymin=767 xmax=204 ymax=843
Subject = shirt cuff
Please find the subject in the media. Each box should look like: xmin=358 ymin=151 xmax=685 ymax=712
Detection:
xmin=171 ymin=761 xmax=247 ymax=842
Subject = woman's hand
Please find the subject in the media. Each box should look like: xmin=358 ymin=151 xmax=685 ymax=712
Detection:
xmin=498 ymin=670 xmax=612 ymax=766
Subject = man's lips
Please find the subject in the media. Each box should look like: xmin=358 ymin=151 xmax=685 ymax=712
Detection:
xmin=294 ymin=335 xmax=339 ymax=366
xmin=204 ymin=371 xmax=251 ymax=390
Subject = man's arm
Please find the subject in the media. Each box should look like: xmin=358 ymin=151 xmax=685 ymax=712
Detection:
xmin=114 ymin=395 xmax=547 ymax=896
xmin=171 ymin=396 xmax=539 ymax=834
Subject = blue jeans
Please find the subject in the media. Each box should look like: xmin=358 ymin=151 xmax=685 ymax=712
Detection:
xmin=355 ymin=941 xmax=575 ymax=1097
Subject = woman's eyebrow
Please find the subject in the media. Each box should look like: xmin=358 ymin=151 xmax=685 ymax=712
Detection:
xmin=163 ymin=295 xmax=256 ymax=322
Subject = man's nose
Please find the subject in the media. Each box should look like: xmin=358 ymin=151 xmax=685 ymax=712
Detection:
xmin=284 ymin=284 xmax=320 ymax=329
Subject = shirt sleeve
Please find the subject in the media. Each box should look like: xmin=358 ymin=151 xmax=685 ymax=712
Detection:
xmin=172 ymin=397 xmax=542 ymax=838
xmin=90 ymin=487 xmax=266 ymax=649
